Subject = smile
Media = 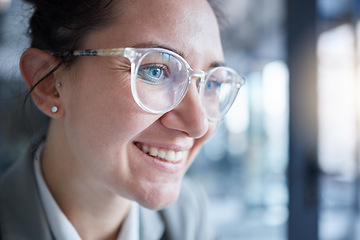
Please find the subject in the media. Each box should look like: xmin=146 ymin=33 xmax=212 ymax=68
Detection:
xmin=135 ymin=143 xmax=184 ymax=163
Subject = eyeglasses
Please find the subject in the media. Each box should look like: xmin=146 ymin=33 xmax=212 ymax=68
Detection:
xmin=52 ymin=47 xmax=245 ymax=121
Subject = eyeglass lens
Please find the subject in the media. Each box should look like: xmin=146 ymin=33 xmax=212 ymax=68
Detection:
xmin=134 ymin=50 xmax=239 ymax=119
xmin=135 ymin=52 xmax=188 ymax=112
xmin=202 ymin=68 xmax=239 ymax=120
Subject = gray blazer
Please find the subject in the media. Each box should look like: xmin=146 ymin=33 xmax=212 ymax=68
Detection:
xmin=0 ymin=139 xmax=214 ymax=240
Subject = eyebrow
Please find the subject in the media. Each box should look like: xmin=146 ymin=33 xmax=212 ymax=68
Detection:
xmin=209 ymin=61 xmax=226 ymax=68
xmin=131 ymin=42 xmax=186 ymax=58
xmin=131 ymin=42 xmax=226 ymax=70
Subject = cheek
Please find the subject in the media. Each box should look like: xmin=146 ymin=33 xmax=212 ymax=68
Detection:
xmin=65 ymin=66 xmax=135 ymax=133
xmin=65 ymin=79 xmax=129 ymax=140
xmin=60 ymin=69 xmax=155 ymax=173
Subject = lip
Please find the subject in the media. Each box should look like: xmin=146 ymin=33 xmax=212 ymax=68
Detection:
xmin=134 ymin=141 xmax=193 ymax=152
xmin=133 ymin=142 xmax=190 ymax=173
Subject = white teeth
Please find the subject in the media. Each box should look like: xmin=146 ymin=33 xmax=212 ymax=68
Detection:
xmin=149 ymin=147 xmax=158 ymax=157
xmin=166 ymin=150 xmax=176 ymax=161
xmin=158 ymin=150 xmax=166 ymax=159
xmin=142 ymin=145 xmax=149 ymax=154
xmin=139 ymin=145 xmax=184 ymax=162
xmin=176 ymin=151 xmax=183 ymax=161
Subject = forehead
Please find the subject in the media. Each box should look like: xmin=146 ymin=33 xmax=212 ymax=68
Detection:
xmin=84 ymin=0 xmax=224 ymax=66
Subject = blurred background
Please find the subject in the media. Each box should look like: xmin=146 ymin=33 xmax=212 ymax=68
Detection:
xmin=1 ymin=0 xmax=360 ymax=239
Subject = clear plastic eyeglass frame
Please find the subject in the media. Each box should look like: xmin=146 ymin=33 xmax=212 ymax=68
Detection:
xmin=52 ymin=47 xmax=246 ymax=121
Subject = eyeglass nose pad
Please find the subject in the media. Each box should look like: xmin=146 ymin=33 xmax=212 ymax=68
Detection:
xmin=189 ymin=69 xmax=206 ymax=94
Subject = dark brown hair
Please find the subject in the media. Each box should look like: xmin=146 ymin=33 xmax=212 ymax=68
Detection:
xmin=25 ymin=0 xmax=225 ymax=53
xmin=23 ymin=0 xmax=119 ymax=98
xmin=25 ymin=0 xmax=118 ymax=52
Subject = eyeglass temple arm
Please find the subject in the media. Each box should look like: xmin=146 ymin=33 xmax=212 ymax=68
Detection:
xmin=51 ymin=48 xmax=126 ymax=57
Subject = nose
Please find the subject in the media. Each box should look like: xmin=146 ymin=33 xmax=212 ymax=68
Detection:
xmin=160 ymin=80 xmax=209 ymax=139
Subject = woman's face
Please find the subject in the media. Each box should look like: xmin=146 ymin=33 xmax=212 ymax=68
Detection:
xmin=58 ymin=0 xmax=224 ymax=209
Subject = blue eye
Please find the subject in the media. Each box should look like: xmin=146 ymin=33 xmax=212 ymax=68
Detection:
xmin=138 ymin=64 xmax=169 ymax=84
xmin=205 ymin=80 xmax=221 ymax=91
xmin=146 ymin=67 xmax=163 ymax=78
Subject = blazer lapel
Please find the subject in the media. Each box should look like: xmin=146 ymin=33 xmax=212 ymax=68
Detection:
xmin=0 ymin=142 xmax=53 ymax=240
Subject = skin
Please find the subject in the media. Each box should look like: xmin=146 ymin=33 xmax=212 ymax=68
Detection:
xmin=20 ymin=0 xmax=224 ymax=239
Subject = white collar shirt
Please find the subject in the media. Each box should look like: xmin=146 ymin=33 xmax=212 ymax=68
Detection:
xmin=33 ymin=144 xmax=140 ymax=240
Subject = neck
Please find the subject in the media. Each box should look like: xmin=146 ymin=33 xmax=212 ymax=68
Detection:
xmin=41 ymin=120 xmax=132 ymax=240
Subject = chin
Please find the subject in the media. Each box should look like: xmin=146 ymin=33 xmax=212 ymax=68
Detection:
xmin=134 ymin=180 xmax=182 ymax=210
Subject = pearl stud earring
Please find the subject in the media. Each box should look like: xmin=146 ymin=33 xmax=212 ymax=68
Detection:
xmin=51 ymin=106 xmax=58 ymax=113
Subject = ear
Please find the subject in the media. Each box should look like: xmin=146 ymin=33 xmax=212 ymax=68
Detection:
xmin=20 ymin=48 xmax=64 ymax=118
